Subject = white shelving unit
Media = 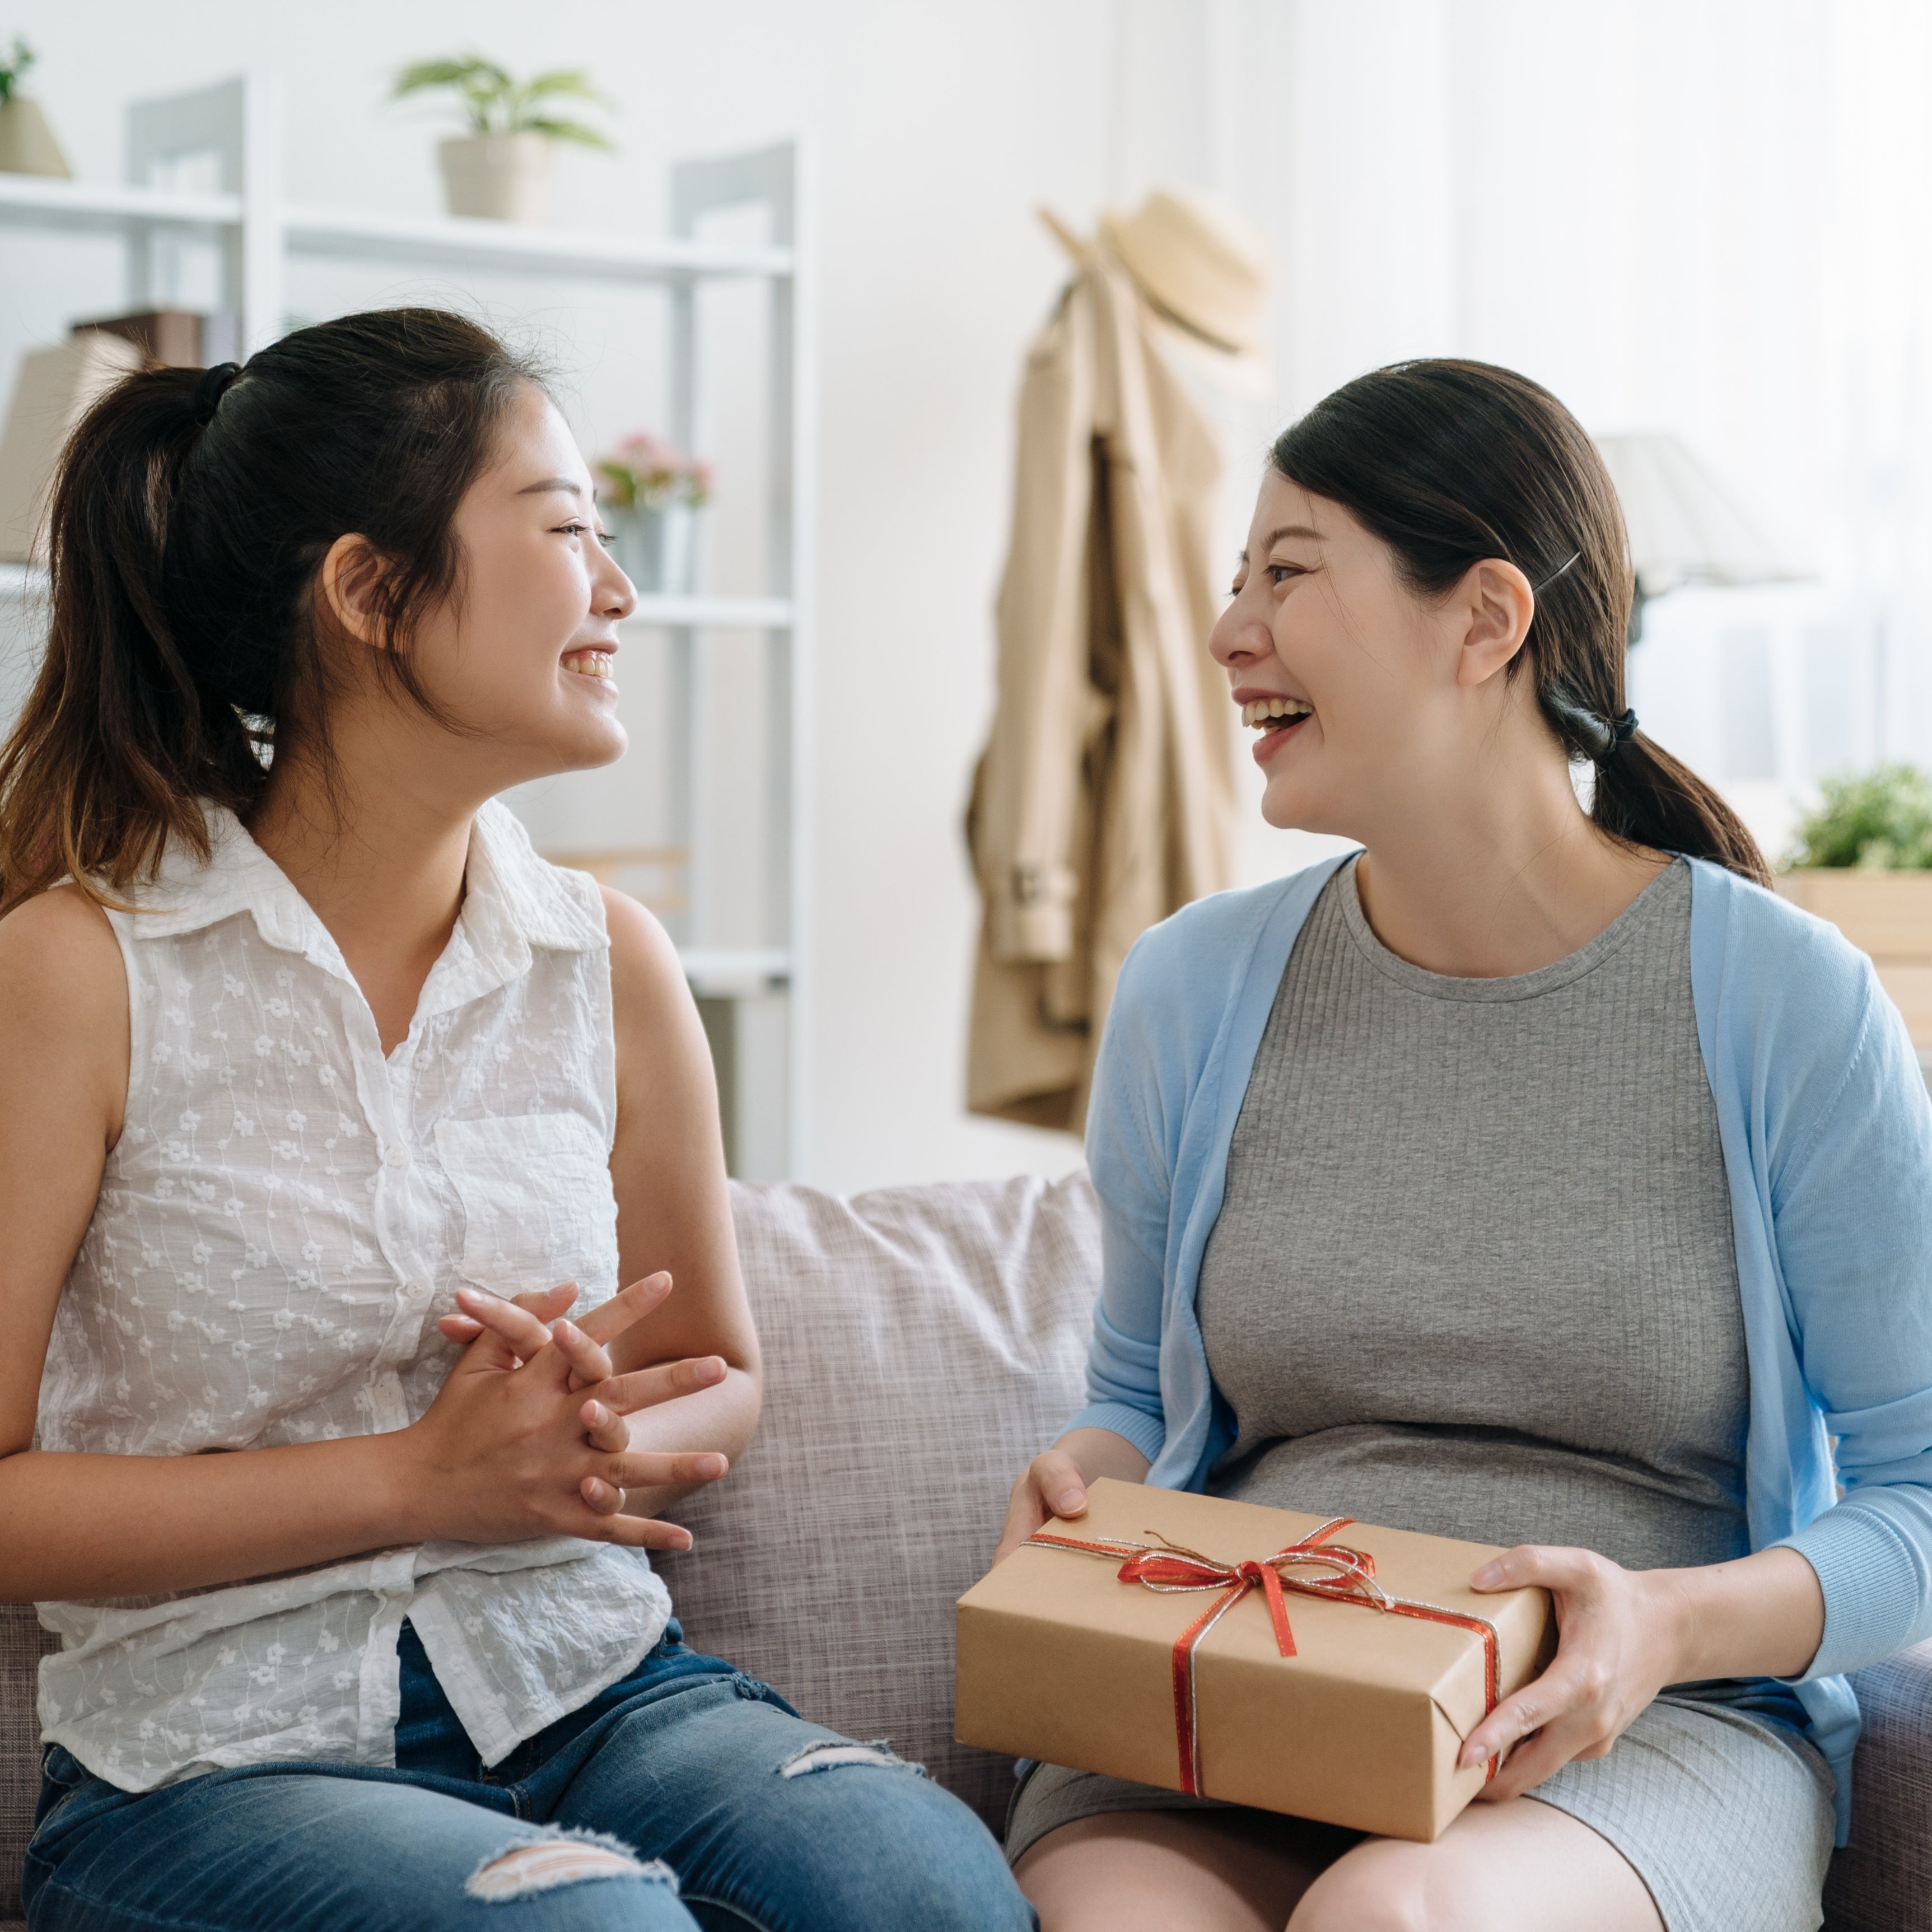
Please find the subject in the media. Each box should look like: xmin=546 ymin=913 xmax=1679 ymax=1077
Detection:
xmin=0 ymin=74 xmax=814 ymax=1177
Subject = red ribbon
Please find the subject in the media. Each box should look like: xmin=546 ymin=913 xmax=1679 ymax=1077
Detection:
xmin=1025 ymin=1518 xmax=1502 ymax=1797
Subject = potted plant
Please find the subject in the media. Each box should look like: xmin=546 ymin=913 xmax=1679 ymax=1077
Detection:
xmin=0 ymin=38 xmax=70 ymax=178
xmin=1779 ymin=764 xmax=1932 ymax=1045
xmin=391 ymin=55 xmax=614 ymax=224
xmin=594 ymin=433 xmax=712 ymax=595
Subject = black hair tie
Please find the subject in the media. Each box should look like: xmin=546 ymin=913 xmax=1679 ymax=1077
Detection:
xmin=194 ymin=362 xmax=242 ymax=427
xmin=1545 ymin=686 xmax=1640 ymax=762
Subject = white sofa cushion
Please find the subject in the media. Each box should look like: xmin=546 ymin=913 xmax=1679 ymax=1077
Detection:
xmin=669 ymin=1173 xmax=1099 ymax=1826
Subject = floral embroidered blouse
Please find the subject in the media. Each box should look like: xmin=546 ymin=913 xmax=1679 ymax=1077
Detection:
xmin=34 ymin=800 xmax=672 ymax=1793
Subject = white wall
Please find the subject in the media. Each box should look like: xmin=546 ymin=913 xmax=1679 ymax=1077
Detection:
xmin=1 ymin=0 xmax=1126 ymax=1194
xmin=8 ymin=2 xmax=1931 ymax=1191
xmin=1183 ymin=0 xmax=1932 ymax=858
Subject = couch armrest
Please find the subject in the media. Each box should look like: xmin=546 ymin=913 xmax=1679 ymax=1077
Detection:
xmin=1824 ymin=1639 xmax=1932 ymax=1932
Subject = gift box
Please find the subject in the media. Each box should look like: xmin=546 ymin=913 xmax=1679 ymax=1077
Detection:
xmin=955 ymin=1478 xmax=1556 ymax=1842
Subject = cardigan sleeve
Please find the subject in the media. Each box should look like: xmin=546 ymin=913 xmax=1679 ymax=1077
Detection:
xmin=1057 ymin=933 xmax=1173 ymax=1465
xmin=1769 ymin=963 xmax=1932 ymax=1679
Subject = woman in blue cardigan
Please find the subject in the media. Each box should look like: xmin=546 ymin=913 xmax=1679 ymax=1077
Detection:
xmin=995 ymin=360 xmax=1932 ymax=1932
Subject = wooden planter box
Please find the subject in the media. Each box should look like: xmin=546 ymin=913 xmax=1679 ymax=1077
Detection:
xmin=1776 ymin=871 xmax=1932 ymax=1046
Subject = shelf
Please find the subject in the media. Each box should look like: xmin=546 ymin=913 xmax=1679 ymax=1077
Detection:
xmin=1 ymin=99 xmax=811 ymax=1169
xmin=0 ymin=178 xmax=791 ymax=283
xmin=626 ymin=595 xmax=792 ymax=629
xmin=678 ymin=947 xmax=791 ymax=992
xmin=0 ymin=571 xmax=790 ymax=632
xmin=0 ymin=172 xmax=241 ymax=236
xmin=283 ymin=204 xmax=792 ymax=284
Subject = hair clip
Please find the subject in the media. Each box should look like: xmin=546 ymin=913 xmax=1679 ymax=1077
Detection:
xmin=1533 ymin=550 xmax=1583 ymax=594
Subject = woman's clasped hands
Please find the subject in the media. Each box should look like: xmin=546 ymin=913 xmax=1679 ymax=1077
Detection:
xmin=404 ymin=1270 xmax=731 ymax=1552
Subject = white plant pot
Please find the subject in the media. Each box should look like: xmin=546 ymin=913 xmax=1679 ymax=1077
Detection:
xmin=437 ymin=133 xmax=553 ymax=223
xmin=0 ymin=96 xmax=72 ymax=178
xmin=606 ymin=504 xmax=698 ymax=596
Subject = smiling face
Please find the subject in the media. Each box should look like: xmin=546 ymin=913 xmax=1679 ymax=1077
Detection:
xmin=1208 ymin=468 xmax=1528 ymax=839
xmin=376 ymin=383 xmax=636 ymax=791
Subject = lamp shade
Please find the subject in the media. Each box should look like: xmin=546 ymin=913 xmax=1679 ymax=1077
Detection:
xmin=1594 ymin=432 xmax=1809 ymax=600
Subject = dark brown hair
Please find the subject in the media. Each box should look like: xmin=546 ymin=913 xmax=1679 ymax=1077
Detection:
xmin=1271 ymin=358 xmax=1770 ymax=885
xmin=0 ymin=307 xmax=542 ymax=908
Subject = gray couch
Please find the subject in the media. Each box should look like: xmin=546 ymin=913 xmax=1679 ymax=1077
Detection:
xmin=4 ymin=1174 xmax=1929 ymax=1928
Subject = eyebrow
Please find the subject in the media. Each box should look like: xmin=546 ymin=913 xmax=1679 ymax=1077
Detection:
xmin=1238 ymin=524 xmax=1324 ymax=562
xmin=516 ymin=477 xmax=585 ymax=498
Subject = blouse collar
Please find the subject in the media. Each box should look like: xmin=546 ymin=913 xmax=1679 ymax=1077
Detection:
xmin=118 ymin=800 xmax=606 ymax=1011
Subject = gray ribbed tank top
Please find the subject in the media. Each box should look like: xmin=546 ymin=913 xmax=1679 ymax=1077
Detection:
xmin=1197 ymin=856 xmax=1751 ymax=1574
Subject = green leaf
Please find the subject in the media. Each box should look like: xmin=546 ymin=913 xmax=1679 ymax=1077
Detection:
xmin=595 ymin=459 xmax=640 ymax=510
xmin=518 ymin=68 xmax=614 ymax=107
xmin=391 ymin=55 xmax=508 ymax=99
xmin=517 ymin=115 xmax=618 ymax=151
xmin=391 ymin=53 xmax=614 ymax=141
xmin=0 ymin=34 xmax=34 ymax=100
xmin=392 ymin=54 xmax=517 ymax=132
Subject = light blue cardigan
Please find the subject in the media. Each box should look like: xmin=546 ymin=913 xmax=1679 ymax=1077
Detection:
xmin=1067 ymin=853 xmax=1932 ymax=1840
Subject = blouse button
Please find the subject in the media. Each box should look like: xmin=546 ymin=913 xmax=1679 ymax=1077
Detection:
xmin=384 ymin=1146 xmax=410 ymax=1170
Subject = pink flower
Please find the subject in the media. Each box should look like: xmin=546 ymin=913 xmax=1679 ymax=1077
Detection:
xmin=595 ymin=431 xmax=712 ymax=510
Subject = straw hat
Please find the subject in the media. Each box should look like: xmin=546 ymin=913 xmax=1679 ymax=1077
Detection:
xmin=1098 ymin=187 xmax=1271 ymax=357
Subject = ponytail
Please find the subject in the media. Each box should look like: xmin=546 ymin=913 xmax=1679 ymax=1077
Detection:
xmin=0 ymin=307 xmax=542 ymax=909
xmin=0 ymin=366 xmax=265 ymax=907
xmin=1270 ymin=358 xmax=1771 ymax=887
xmin=1591 ymin=731 xmax=1770 ymax=885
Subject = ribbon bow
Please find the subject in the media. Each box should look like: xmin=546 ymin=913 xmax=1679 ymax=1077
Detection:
xmin=1025 ymin=1518 xmax=1501 ymax=1798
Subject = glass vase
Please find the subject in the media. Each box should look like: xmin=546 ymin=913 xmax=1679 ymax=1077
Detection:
xmin=606 ymin=503 xmax=697 ymax=596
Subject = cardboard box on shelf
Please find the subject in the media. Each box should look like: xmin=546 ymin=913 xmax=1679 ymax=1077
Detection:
xmin=72 ymin=309 xmax=239 ymax=371
xmin=0 ymin=333 xmax=146 ymax=564
xmin=955 ymin=1479 xmax=1556 ymax=1843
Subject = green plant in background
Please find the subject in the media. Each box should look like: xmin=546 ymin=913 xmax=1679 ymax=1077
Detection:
xmin=390 ymin=57 xmax=616 ymax=150
xmin=1788 ymin=765 xmax=1932 ymax=870
xmin=0 ymin=36 xmax=35 ymax=103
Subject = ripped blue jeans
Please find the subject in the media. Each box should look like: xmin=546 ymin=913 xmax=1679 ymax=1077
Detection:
xmin=23 ymin=1621 xmax=1035 ymax=1931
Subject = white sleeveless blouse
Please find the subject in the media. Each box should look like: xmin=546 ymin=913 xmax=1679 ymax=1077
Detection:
xmin=35 ymin=800 xmax=672 ymax=1793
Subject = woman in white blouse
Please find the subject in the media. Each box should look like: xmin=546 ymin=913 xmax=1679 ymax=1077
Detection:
xmin=0 ymin=310 xmax=1033 ymax=1932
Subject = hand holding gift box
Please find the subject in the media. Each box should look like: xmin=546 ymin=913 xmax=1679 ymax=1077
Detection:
xmin=956 ymin=1479 xmax=1556 ymax=1842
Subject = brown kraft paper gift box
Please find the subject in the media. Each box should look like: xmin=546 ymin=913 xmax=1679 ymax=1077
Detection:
xmin=955 ymin=1478 xmax=1556 ymax=1842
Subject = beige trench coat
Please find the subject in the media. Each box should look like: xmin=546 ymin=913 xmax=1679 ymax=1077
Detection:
xmin=966 ymin=249 xmax=1241 ymax=1132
